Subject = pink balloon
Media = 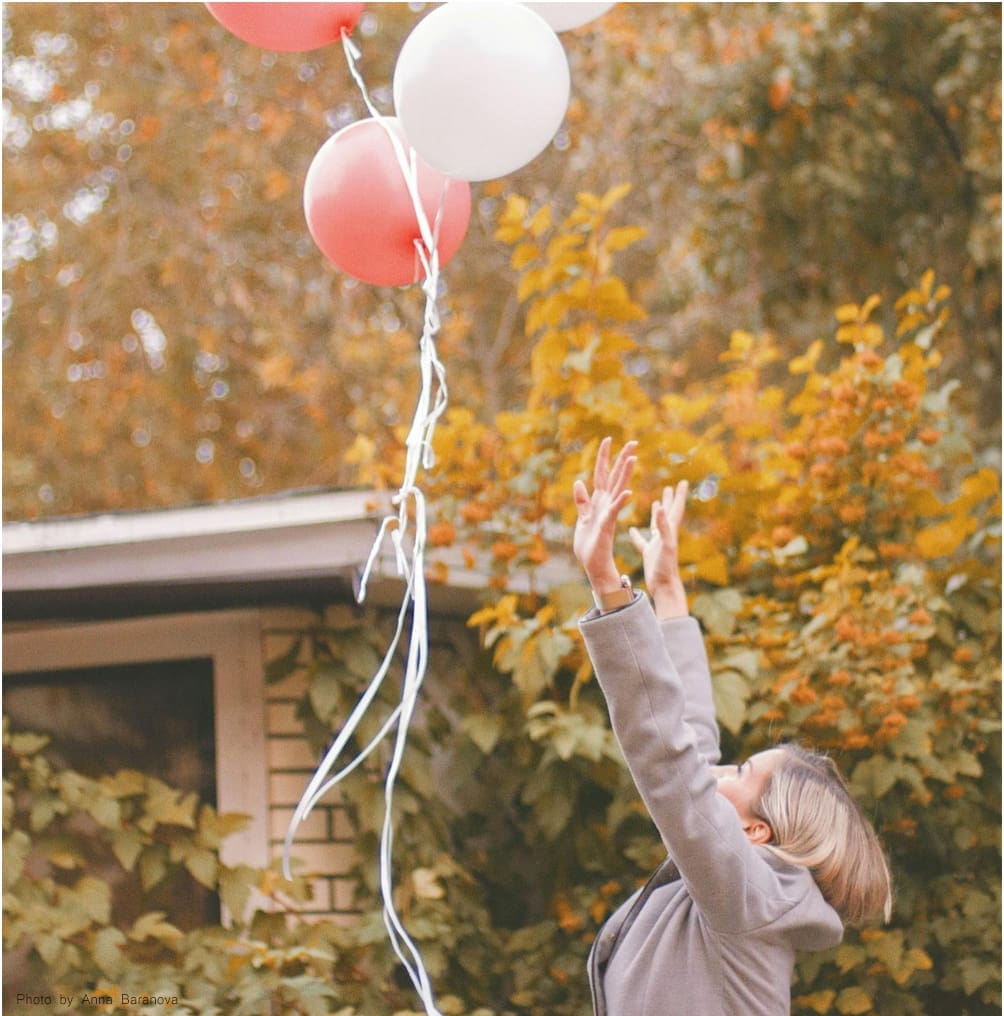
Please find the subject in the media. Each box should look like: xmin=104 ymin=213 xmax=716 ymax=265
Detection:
xmin=206 ymin=2 xmax=364 ymax=52
xmin=304 ymin=118 xmax=472 ymax=287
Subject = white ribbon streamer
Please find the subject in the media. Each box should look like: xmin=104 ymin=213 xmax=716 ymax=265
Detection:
xmin=283 ymin=29 xmax=454 ymax=1016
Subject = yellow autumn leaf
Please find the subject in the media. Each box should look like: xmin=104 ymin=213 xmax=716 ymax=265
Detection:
xmin=835 ymin=302 xmax=860 ymax=323
xmin=467 ymin=594 xmax=519 ymax=629
xmin=545 ymin=231 xmax=586 ymax=262
xmin=517 ymin=268 xmax=546 ymax=302
xmin=788 ymin=339 xmax=823 ymax=374
xmin=660 ymin=392 xmax=715 ymax=424
xmin=575 ymin=190 xmax=602 ymax=210
xmin=695 ymin=551 xmax=730 ymax=586
xmin=600 ymin=181 xmax=633 ymax=210
xmin=719 ymin=330 xmax=756 ymax=362
xmin=511 ymin=241 xmax=540 ymax=270
xmin=896 ymin=310 xmax=928 ymax=336
xmin=527 ymin=203 xmax=553 ymax=238
xmin=860 ymin=322 xmax=884 ymax=346
xmin=501 ymin=193 xmax=529 ymax=224
xmin=959 ymin=467 xmax=1001 ymax=506
xmin=860 ymin=293 xmax=882 ymax=319
xmin=602 ymin=225 xmax=647 ymax=253
xmin=796 ymin=991 xmax=836 ymax=1015
xmin=563 ymin=205 xmax=598 ymax=229
xmin=915 ymin=516 xmax=976 ymax=559
xmin=788 ymin=372 xmax=826 ymax=415
xmin=592 ymin=277 xmax=645 ymax=321
xmin=904 ymin=946 xmax=933 ymax=971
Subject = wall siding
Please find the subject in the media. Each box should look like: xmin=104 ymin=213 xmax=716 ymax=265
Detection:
xmin=261 ymin=607 xmax=359 ymax=923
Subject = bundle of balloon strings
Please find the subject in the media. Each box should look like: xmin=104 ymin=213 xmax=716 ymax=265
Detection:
xmin=283 ymin=30 xmax=453 ymax=1016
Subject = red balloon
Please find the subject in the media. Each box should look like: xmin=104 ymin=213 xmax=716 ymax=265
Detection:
xmin=206 ymin=2 xmax=364 ymax=52
xmin=304 ymin=118 xmax=472 ymax=287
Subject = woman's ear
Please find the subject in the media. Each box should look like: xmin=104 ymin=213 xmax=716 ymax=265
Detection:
xmin=744 ymin=819 xmax=773 ymax=846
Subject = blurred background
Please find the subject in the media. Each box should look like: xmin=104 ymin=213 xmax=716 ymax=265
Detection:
xmin=3 ymin=2 xmax=1000 ymax=521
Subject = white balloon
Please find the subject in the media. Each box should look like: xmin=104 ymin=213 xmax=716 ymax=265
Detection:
xmin=523 ymin=2 xmax=615 ymax=32
xmin=393 ymin=2 xmax=570 ymax=182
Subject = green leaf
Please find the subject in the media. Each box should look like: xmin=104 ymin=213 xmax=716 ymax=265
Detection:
xmin=835 ymin=943 xmax=867 ymax=972
xmin=185 ymin=847 xmax=219 ymax=889
xmin=712 ymin=670 xmax=750 ymax=735
xmin=958 ymin=955 xmax=999 ymax=994
xmin=343 ymin=638 xmax=380 ymax=680
xmin=219 ymin=864 xmax=258 ymax=921
xmin=86 ymin=790 xmax=121 ymax=830
xmin=112 ymin=828 xmax=145 ymax=871
xmin=835 ymin=986 xmax=872 ymax=1014
xmin=29 ymin=796 xmax=62 ymax=832
xmin=692 ymin=589 xmax=742 ymax=637
xmin=505 ymin=920 xmax=558 ymax=955
xmin=197 ymin=805 xmax=249 ymax=848
xmin=265 ymin=636 xmax=303 ymax=684
xmin=140 ymin=846 xmax=168 ymax=891
xmin=511 ymin=640 xmax=550 ymax=704
xmin=128 ymin=910 xmax=184 ymax=944
xmin=7 ymin=732 xmax=50 ymax=757
xmin=3 ymin=829 xmax=31 ymax=889
xmin=101 ymin=768 xmax=147 ymax=798
xmin=308 ymin=665 xmax=343 ymax=723
xmin=92 ymin=926 xmax=126 ymax=978
xmin=75 ymin=875 xmax=112 ymax=924
xmin=460 ymin=713 xmax=503 ymax=755
xmin=718 ymin=648 xmax=759 ymax=681
xmin=143 ymin=779 xmax=198 ymax=829
xmin=947 ymin=749 xmax=983 ymax=778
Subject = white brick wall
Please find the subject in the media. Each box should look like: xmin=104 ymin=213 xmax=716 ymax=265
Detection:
xmin=261 ymin=608 xmax=360 ymax=922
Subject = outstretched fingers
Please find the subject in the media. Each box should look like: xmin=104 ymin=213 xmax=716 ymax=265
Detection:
xmin=607 ymin=440 xmax=638 ymax=495
xmin=572 ymin=479 xmax=591 ymax=520
xmin=593 ymin=436 xmax=612 ymax=491
xmin=666 ymin=480 xmax=689 ymax=529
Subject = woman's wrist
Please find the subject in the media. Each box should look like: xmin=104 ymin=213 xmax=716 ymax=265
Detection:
xmin=651 ymin=578 xmax=688 ymax=619
xmin=585 ymin=563 xmax=623 ymax=594
xmin=592 ymin=575 xmax=634 ymax=612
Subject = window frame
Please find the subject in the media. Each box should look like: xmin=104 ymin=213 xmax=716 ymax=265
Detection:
xmin=2 ymin=609 xmax=268 ymax=869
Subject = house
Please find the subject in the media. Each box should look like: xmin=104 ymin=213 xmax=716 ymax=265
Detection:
xmin=2 ymin=488 xmax=485 ymax=923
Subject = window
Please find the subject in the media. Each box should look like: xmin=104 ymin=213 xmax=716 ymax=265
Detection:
xmin=5 ymin=657 xmax=220 ymax=928
xmin=2 ymin=610 xmax=268 ymax=871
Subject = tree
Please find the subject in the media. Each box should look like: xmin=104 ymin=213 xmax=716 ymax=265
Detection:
xmin=3 ymin=3 xmax=999 ymax=519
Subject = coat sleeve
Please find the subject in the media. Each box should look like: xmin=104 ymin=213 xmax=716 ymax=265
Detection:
xmin=580 ymin=594 xmax=795 ymax=934
xmin=659 ymin=615 xmax=721 ymax=765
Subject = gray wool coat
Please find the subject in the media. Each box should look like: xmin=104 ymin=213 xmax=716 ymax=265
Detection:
xmin=579 ymin=594 xmax=843 ymax=1016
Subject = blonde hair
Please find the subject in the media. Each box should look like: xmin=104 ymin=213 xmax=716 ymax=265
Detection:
xmin=755 ymin=744 xmax=893 ymax=926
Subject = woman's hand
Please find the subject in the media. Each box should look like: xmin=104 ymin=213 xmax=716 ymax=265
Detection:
xmin=629 ymin=482 xmax=689 ymax=619
xmin=572 ymin=437 xmax=637 ymax=593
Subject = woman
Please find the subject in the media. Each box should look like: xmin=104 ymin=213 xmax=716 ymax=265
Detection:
xmin=572 ymin=438 xmax=892 ymax=1016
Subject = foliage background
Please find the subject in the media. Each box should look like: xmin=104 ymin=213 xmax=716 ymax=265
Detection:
xmin=3 ymin=2 xmax=1000 ymax=517
xmin=3 ymin=4 xmax=1001 ymax=1016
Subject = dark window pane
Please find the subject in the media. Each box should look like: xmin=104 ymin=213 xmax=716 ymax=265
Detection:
xmin=3 ymin=659 xmax=219 ymax=931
